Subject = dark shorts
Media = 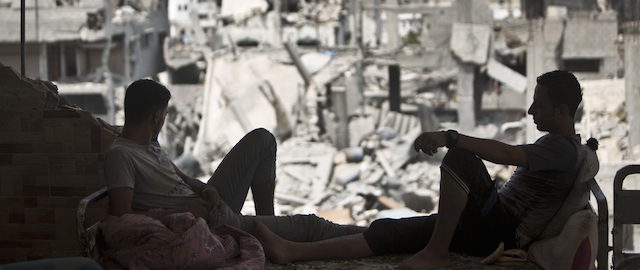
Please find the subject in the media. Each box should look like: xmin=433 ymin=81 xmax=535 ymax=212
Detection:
xmin=363 ymin=148 xmax=520 ymax=256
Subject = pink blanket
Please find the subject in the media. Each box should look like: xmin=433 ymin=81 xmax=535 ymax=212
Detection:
xmin=99 ymin=212 xmax=265 ymax=270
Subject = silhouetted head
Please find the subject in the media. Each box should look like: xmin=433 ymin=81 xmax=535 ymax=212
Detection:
xmin=124 ymin=79 xmax=171 ymax=124
xmin=535 ymin=70 xmax=582 ymax=118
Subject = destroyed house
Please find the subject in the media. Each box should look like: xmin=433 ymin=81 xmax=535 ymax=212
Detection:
xmin=0 ymin=0 xmax=170 ymax=123
xmin=520 ymin=0 xmax=618 ymax=79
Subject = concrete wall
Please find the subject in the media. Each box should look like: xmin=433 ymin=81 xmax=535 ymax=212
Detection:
xmin=130 ymin=30 xmax=168 ymax=79
xmin=0 ymin=64 xmax=116 ymax=263
xmin=0 ymin=0 xmax=169 ymax=82
xmin=539 ymin=16 xmax=619 ymax=80
xmin=563 ymin=17 xmax=619 ymax=79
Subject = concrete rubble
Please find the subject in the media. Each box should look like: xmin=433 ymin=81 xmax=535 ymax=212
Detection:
xmin=159 ymin=53 xmax=633 ymax=227
xmin=3 ymin=0 xmax=640 ymax=263
xmin=149 ymin=1 xmax=638 ymax=226
xmin=5 ymin=0 xmax=628 ymax=226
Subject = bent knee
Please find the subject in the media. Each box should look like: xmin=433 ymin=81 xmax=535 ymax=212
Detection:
xmin=442 ymin=147 xmax=483 ymax=167
xmin=443 ymin=147 xmax=474 ymax=160
xmin=366 ymin=218 xmax=398 ymax=236
xmin=247 ymin=128 xmax=276 ymax=144
xmin=248 ymin=128 xmax=271 ymax=138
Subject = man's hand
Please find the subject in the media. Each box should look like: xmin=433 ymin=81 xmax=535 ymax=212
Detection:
xmin=184 ymin=199 xmax=212 ymax=222
xmin=201 ymin=187 xmax=226 ymax=218
xmin=413 ymin=131 xmax=447 ymax=156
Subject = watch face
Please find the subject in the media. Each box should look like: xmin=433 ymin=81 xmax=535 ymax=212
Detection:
xmin=447 ymin=130 xmax=459 ymax=148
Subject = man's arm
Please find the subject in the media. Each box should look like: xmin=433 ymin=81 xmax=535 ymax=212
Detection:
xmin=459 ymin=135 xmax=528 ymax=168
xmin=107 ymin=187 xmax=211 ymax=220
xmin=414 ymin=131 xmax=529 ymax=169
xmin=171 ymin=162 xmax=225 ymax=215
xmin=172 ymin=162 xmax=207 ymax=195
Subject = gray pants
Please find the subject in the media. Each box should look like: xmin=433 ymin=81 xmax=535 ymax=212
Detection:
xmin=211 ymin=205 xmax=352 ymax=242
xmin=206 ymin=128 xmax=351 ymax=242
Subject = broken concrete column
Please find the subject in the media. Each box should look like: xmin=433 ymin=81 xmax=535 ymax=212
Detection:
xmin=388 ymin=64 xmax=400 ymax=112
xmin=384 ymin=0 xmax=399 ymax=48
xmin=625 ymin=32 xmax=640 ymax=157
xmin=457 ymin=63 xmax=475 ymax=133
xmin=526 ymin=19 xmax=545 ymax=143
xmin=450 ymin=0 xmax=492 ymax=134
xmin=374 ymin=0 xmax=382 ymax=46
xmin=331 ymin=86 xmax=350 ymax=149
xmin=418 ymin=102 xmax=439 ymax=132
xmin=351 ymin=0 xmax=362 ymax=47
xmin=259 ymin=81 xmax=292 ymax=140
xmin=345 ymin=72 xmax=361 ymax=116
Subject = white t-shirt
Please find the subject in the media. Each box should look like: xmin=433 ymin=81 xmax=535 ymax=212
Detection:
xmin=104 ymin=137 xmax=199 ymax=210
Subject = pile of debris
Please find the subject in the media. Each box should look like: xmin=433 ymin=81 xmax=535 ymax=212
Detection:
xmin=580 ymin=78 xmax=630 ymax=162
xmin=160 ymin=62 xmax=635 ymax=228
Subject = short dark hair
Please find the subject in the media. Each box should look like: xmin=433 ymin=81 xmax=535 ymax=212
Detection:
xmin=536 ymin=70 xmax=582 ymax=118
xmin=124 ymin=79 xmax=171 ymax=123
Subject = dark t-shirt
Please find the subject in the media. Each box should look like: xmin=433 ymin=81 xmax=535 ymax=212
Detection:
xmin=499 ymin=134 xmax=583 ymax=246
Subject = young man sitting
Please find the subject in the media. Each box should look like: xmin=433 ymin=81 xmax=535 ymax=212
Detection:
xmin=104 ymin=79 xmax=365 ymax=243
xmin=252 ymin=70 xmax=586 ymax=269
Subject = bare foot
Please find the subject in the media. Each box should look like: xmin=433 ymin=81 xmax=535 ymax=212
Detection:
xmin=396 ymin=248 xmax=451 ymax=269
xmin=251 ymin=219 xmax=295 ymax=264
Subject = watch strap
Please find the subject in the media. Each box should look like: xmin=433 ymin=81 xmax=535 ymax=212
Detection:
xmin=445 ymin=130 xmax=459 ymax=148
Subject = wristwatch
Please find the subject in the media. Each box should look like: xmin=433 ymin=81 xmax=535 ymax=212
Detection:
xmin=445 ymin=130 xmax=460 ymax=148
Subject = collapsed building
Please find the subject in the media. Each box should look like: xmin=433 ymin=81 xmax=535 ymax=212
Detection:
xmin=0 ymin=0 xmax=170 ymax=123
xmin=1 ymin=0 xmax=640 ymax=265
xmin=156 ymin=0 xmax=632 ymax=226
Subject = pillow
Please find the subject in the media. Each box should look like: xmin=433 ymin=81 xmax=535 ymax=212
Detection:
xmin=528 ymin=209 xmax=598 ymax=270
xmin=539 ymin=144 xmax=599 ymax=239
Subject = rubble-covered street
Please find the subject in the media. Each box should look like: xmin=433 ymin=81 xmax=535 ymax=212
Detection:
xmin=142 ymin=0 xmax=640 ymax=232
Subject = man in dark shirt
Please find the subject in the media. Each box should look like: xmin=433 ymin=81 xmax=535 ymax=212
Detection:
xmin=252 ymin=70 xmax=585 ymax=269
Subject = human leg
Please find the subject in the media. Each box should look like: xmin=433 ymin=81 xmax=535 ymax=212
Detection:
xmin=252 ymin=219 xmax=374 ymax=264
xmin=210 ymin=204 xmax=361 ymax=242
xmin=397 ymin=169 xmax=466 ymax=269
xmin=362 ymin=215 xmax=437 ymax=255
xmin=252 ymin=213 xmax=438 ymax=263
xmin=207 ymin=128 xmax=277 ymax=214
xmin=246 ymin=214 xmax=438 ymax=264
xmin=251 ymin=180 xmax=275 ymax=216
xmin=398 ymin=147 xmax=501 ymax=269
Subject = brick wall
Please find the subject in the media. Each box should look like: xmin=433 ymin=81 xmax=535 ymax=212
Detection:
xmin=0 ymin=64 xmax=118 ymax=263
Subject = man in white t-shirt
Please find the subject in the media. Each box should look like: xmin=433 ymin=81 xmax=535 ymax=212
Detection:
xmin=104 ymin=79 xmax=363 ymax=242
